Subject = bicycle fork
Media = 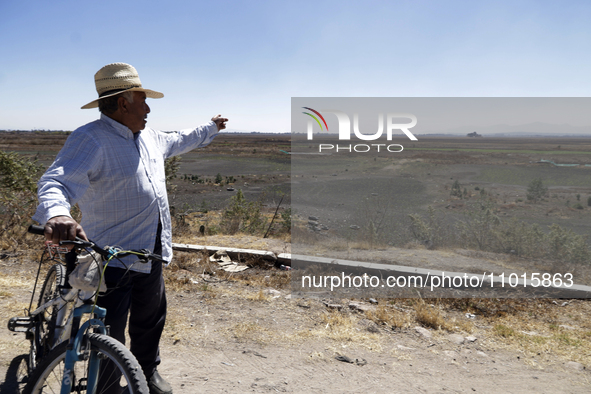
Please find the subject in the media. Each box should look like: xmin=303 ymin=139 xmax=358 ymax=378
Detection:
xmin=61 ymin=304 xmax=107 ymax=394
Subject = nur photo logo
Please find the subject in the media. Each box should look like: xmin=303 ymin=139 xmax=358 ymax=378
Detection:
xmin=301 ymin=107 xmax=418 ymax=153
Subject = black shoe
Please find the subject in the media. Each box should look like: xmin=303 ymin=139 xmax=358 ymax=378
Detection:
xmin=148 ymin=370 xmax=173 ymax=394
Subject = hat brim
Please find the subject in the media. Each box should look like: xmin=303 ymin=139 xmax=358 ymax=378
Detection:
xmin=81 ymin=87 xmax=164 ymax=109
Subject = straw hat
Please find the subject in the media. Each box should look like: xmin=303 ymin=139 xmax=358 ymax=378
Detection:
xmin=81 ymin=63 xmax=164 ymax=109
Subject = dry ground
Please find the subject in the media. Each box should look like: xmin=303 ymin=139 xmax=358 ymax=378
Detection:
xmin=1 ymin=237 xmax=591 ymax=394
xmin=2 ymin=134 xmax=591 ymax=392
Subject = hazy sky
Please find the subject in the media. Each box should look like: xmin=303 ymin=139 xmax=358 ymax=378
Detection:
xmin=1 ymin=1 xmax=590 ymax=133
xmin=292 ymin=98 xmax=591 ymax=136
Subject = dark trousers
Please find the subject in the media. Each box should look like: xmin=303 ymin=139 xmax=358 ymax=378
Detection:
xmin=98 ymin=262 xmax=166 ymax=378
xmin=97 ymin=232 xmax=166 ymax=379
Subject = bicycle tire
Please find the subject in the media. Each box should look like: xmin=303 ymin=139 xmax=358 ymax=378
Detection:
xmin=23 ymin=332 xmax=149 ymax=394
xmin=29 ymin=263 xmax=66 ymax=372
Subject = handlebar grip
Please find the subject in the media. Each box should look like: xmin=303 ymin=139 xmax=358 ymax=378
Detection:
xmin=28 ymin=224 xmax=45 ymax=236
xmin=28 ymin=223 xmax=85 ymax=241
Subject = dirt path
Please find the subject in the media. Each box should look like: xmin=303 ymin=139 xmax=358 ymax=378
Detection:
xmin=1 ymin=251 xmax=590 ymax=394
xmin=157 ymin=292 xmax=591 ymax=393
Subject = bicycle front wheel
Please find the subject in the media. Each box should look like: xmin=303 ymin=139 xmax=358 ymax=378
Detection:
xmin=23 ymin=333 xmax=149 ymax=394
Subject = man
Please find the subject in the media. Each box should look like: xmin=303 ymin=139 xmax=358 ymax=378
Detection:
xmin=33 ymin=62 xmax=227 ymax=394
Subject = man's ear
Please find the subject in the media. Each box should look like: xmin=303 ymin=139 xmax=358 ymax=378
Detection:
xmin=117 ymin=96 xmax=129 ymax=114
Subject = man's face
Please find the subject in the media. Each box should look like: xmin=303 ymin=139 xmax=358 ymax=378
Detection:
xmin=124 ymin=91 xmax=150 ymax=133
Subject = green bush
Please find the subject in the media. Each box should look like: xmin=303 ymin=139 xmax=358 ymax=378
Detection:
xmin=164 ymin=156 xmax=181 ymax=194
xmin=492 ymin=218 xmax=545 ymax=258
xmin=225 ymin=176 xmax=235 ymax=185
xmin=410 ymin=201 xmax=591 ymax=266
xmin=0 ymin=151 xmax=44 ymax=248
xmin=456 ymin=199 xmax=500 ymax=251
xmin=221 ymin=189 xmax=266 ymax=235
xmin=450 ymin=180 xmax=463 ymax=198
xmin=280 ymin=207 xmax=292 ymax=233
xmin=408 ymin=206 xmax=441 ymax=249
xmin=545 ymin=224 xmax=589 ymax=264
xmin=526 ymin=178 xmax=548 ymax=203
xmin=214 ymin=173 xmax=223 ymax=184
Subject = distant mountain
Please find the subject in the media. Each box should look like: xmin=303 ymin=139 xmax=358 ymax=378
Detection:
xmin=428 ymin=122 xmax=591 ymax=137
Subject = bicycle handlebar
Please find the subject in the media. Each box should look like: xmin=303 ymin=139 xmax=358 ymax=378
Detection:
xmin=28 ymin=224 xmax=46 ymax=236
xmin=27 ymin=224 xmax=166 ymax=263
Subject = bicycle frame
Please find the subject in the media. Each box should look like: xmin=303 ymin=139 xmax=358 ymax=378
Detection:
xmin=60 ymin=304 xmax=108 ymax=394
xmin=29 ymin=287 xmax=82 ymax=348
xmin=27 ymin=285 xmax=108 ymax=394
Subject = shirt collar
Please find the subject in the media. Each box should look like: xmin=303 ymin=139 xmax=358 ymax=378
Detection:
xmin=100 ymin=113 xmax=137 ymax=140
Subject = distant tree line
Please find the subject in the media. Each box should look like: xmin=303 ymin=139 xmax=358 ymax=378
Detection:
xmin=0 ymin=129 xmax=72 ymax=135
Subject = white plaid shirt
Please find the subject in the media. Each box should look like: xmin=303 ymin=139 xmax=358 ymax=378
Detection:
xmin=33 ymin=114 xmax=219 ymax=273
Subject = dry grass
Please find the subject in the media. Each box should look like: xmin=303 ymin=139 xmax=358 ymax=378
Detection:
xmin=292 ymin=297 xmax=591 ymax=367
xmin=365 ymin=305 xmax=412 ymax=329
xmin=173 ymin=207 xmax=291 ymax=242
xmin=225 ymin=322 xmax=273 ymax=344
xmin=296 ymin=310 xmax=383 ymax=352
xmin=391 ymin=348 xmax=413 ymax=361
xmin=3 ymin=229 xmax=590 ymax=372
xmin=482 ymin=303 xmax=591 ymax=366
xmin=414 ymin=300 xmax=450 ymax=330
xmin=233 ymin=270 xmax=290 ymax=289
xmin=427 ymin=298 xmax=591 ymax=367
xmin=246 ymin=289 xmax=271 ymax=301
xmin=162 ymin=251 xmax=591 ymax=368
xmin=0 ymin=274 xmax=33 ymax=289
xmin=0 ymin=298 xmax=31 ymax=330
xmin=359 ymin=299 xmax=476 ymax=333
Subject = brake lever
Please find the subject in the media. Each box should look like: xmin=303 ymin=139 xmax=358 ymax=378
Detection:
xmin=139 ymin=249 xmax=166 ymax=263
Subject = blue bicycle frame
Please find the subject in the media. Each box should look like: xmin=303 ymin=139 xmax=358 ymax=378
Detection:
xmin=60 ymin=304 xmax=107 ymax=394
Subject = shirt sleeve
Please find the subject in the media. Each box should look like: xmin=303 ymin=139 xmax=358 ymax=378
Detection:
xmin=155 ymin=121 xmax=219 ymax=159
xmin=32 ymin=130 xmax=103 ymax=225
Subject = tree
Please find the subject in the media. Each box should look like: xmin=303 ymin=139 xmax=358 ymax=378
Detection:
xmin=214 ymin=173 xmax=223 ymax=184
xmin=450 ymin=180 xmax=463 ymax=198
xmin=164 ymin=156 xmax=181 ymax=194
xmin=221 ymin=189 xmax=265 ymax=234
xmin=526 ymin=178 xmax=548 ymax=203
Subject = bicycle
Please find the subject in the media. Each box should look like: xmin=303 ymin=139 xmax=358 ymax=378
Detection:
xmin=8 ymin=224 xmax=165 ymax=394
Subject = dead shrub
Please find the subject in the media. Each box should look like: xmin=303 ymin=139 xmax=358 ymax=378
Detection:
xmin=414 ymin=299 xmax=450 ymax=331
xmin=366 ymin=305 xmax=411 ymax=329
